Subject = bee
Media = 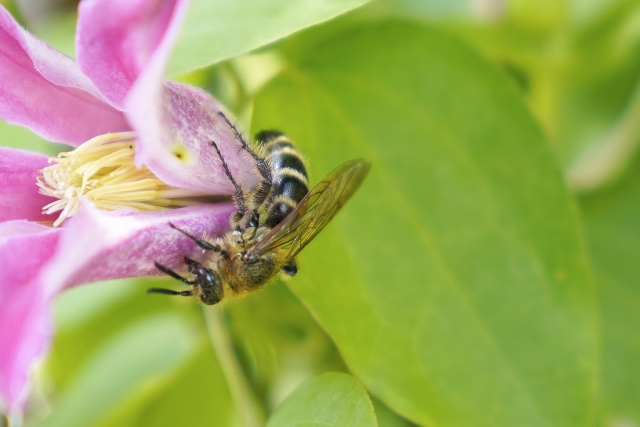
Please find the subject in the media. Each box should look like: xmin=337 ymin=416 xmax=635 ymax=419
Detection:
xmin=148 ymin=113 xmax=370 ymax=305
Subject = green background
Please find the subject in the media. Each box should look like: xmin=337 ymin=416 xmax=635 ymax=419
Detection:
xmin=2 ymin=0 xmax=639 ymax=426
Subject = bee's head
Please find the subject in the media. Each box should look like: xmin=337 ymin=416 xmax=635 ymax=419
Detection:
xmin=184 ymin=257 xmax=223 ymax=305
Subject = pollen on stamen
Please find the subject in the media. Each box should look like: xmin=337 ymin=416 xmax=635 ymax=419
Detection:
xmin=37 ymin=132 xmax=216 ymax=227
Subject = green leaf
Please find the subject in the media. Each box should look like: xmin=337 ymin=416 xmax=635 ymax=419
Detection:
xmin=0 ymin=120 xmax=59 ymax=154
xmin=372 ymin=397 xmax=416 ymax=427
xmin=252 ymin=21 xmax=598 ymax=427
xmin=266 ymin=372 xmax=377 ymax=427
xmin=46 ymin=278 xmax=199 ymax=392
xmin=168 ymin=0 xmax=370 ymax=76
xmin=94 ymin=344 xmax=235 ymax=427
xmin=580 ymin=161 xmax=640 ymax=426
xmin=39 ymin=314 xmax=196 ymax=427
xmin=41 ymin=280 xmax=233 ymax=427
xmin=365 ymin=0 xmax=476 ymax=20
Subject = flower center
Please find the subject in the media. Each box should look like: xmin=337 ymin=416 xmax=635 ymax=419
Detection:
xmin=37 ymin=132 xmax=212 ymax=226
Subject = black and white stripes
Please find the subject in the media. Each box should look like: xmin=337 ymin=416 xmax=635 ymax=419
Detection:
xmin=255 ymin=131 xmax=309 ymax=228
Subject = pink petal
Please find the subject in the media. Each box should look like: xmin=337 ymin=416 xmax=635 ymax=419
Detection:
xmin=0 ymin=221 xmax=62 ymax=416
xmin=0 ymin=201 xmax=234 ymax=415
xmin=0 ymin=6 xmax=130 ymax=146
xmin=0 ymin=147 xmax=54 ymax=222
xmin=43 ymin=200 xmax=236 ymax=294
xmin=77 ymin=0 xmax=257 ymax=194
xmin=129 ymin=81 xmax=259 ymax=194
xmin=76 ymin=0 xmax=188 ymax=109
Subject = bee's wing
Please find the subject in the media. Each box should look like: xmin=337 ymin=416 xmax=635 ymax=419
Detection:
xmin=249 ymin=158 xmax=371 ymax=260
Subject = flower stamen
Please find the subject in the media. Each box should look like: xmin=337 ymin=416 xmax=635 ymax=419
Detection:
xmin=37 ymin=132 xmax=216 ymax=226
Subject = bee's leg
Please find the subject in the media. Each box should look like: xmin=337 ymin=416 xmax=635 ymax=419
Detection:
xmin=218 ymin=112 xmax=272 ymax=215
xmin=211 ymin=139 xmax=245 ymax=225
xmin=281 ymin=258 xmax=298 ymax=276
xmin=168 ymin=222 xmax=221 ymax=252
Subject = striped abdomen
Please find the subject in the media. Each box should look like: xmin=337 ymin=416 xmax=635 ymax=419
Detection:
xmin=255 ymin=131 xmax=309 ymax=228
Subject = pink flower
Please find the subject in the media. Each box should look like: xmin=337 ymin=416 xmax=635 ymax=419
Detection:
xmin=0 ymin=0 xmax=256 ymax=418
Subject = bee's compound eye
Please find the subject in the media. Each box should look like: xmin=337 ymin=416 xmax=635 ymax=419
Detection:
xmin=247 ymin=211 xmax=260 ymax=228
xmin=205 ymin=269 xmax=216 ymax=283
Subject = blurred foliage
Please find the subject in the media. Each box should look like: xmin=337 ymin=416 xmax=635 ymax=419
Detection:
xmin=168 ymin=0 xmax=371 ymax=76
xmin=253 ymin=20 xmax=597 ymax=427
xmin=580 ymin=156 xmax=640 ymax=427
xmin=266 ymin=372 xmax=378 ymax=427
xmin=1 ymin=0 xmax=640 ymax=426
xmin=442 ymin=0 xmax=640 ymax=189
xmin=0 ymin=121 xmax=59 ymax=156
xmin=31 ymin=278 xmax=235 ymax=427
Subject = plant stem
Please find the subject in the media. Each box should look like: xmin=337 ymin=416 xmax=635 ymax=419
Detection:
xmin=6 ymin=414 xmax=21 ymax=427
xmin=202 ymin=305 xmax=265 ymax=427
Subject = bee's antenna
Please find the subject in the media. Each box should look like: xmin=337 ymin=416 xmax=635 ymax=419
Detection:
xmin=147 ymin=288 xmax=192 ymax=297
